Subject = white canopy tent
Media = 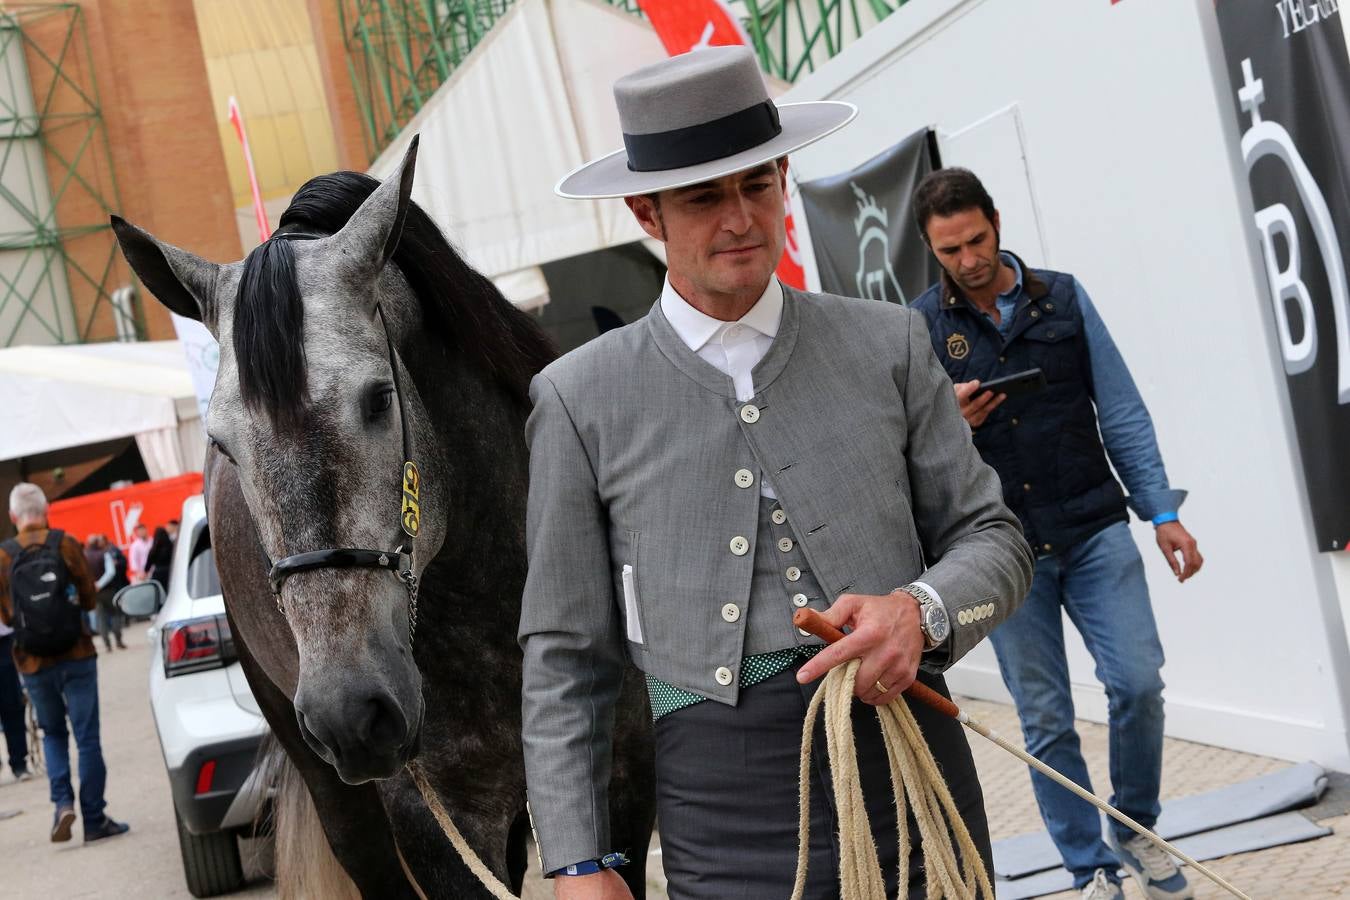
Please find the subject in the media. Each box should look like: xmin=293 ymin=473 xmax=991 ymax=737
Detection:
xmin=0 ymin=341 xmax=205 ymax=479
xmin=365 ymin=0 xmax=687 ymax=307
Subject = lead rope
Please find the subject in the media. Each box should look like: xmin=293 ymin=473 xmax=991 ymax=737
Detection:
xmin=407 ymin=761 xmax=519 ymax=899
xmin=792 ymin=609 xmax=1254 ymax=900
xmin=791 ymin=659 xmax=994 ymax=900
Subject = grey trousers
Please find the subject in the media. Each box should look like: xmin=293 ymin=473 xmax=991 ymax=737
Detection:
xmin=654 ymin=664 xmax=993 ymax=900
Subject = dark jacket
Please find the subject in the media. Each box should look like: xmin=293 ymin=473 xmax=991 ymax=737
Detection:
xmin=912 ymin=255 xmax=1128 ymax=553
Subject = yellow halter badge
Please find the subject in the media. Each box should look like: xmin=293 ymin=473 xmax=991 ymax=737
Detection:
xmin=946 ymin=332 xmax=970 ymax=360
xmin=401 ymin=461 xmax=421 ymax=538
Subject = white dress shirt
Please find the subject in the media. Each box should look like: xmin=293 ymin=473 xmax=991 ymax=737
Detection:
xmin=661 ymin=277 xmax=783 ymax=498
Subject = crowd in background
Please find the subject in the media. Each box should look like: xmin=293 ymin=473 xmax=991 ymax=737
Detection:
xmin=79 ymin=519 xmax=178 ymax=654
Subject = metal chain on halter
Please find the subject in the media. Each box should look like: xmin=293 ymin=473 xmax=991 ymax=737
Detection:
xmin=401 ymin=559 xmax=419 ymax=642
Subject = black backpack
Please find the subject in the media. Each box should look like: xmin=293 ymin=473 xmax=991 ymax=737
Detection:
xmin=3 ymin=530 xmax=83 ymax=656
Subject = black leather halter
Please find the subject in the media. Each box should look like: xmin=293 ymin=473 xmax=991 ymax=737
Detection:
xmin=263 ymin=231 xmax=421 ymax=640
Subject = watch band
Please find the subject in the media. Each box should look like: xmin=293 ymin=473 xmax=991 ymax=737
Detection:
xmin=895 ymin=582 xmax=945 ymax=650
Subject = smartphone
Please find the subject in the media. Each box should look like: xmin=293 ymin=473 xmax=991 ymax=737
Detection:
xmin=976 ymin=367 xmax=1046 ymax=399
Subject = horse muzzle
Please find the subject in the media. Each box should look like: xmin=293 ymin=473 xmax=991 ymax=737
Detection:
xmin=294 ymin=679 xmax=424 ymax=784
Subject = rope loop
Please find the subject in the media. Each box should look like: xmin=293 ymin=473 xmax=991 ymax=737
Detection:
xmin=791 ymin=660 xmax=995 ymax=900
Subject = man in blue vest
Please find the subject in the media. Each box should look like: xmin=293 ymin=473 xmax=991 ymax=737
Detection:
xmin=911 ymin=168 xmax=1203 ymax=900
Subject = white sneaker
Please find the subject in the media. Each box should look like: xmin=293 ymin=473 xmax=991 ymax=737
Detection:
xmin=1080 ymin=869 xmax=1124 ymax=900
xmin=1107 ymin=831 xmax=1195 ymax=899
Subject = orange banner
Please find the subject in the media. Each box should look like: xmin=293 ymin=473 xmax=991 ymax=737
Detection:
xmin=48 ymin=473 xmax=204 ymax=549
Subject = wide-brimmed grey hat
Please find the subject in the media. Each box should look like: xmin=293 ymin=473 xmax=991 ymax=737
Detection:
xmin=556 ymin=46 xmax=855 ymax=200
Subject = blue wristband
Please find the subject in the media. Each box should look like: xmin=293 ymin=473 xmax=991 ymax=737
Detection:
xmin=1151 ymin=511 xmax=1179 ymax=527
xmin=551 ymin=851 xmax=629 ymax=877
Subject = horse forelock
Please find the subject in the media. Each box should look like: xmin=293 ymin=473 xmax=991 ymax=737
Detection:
xmin=277 ymin=170 xmax=557 ymax=402
xmin=233 ymin=237 xmax=309 ymax=431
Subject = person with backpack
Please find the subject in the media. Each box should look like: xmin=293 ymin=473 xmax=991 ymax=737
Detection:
xmin=1 ymin=483 xmax=129 ymax=843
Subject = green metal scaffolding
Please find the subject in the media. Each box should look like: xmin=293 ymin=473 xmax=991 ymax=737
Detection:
xmin=339 ymin=0 xmax=910 ymax=161
xmin=0 ymin=3 xmax=133 ymax=347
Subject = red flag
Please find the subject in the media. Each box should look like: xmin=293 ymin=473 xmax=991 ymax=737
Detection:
xmin=227 ymin=96 xmax=271 ymax=243
xmin=636 ymin=0 xmax=751 ymax=53
xmin=636 ymin=0 xmax=806 ymax=288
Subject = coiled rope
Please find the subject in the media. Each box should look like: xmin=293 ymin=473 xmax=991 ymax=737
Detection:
xmin=791 ymin=658 xmax=995 ymax=900
xmin=792 ymin=607 xmax=1253 ymax=900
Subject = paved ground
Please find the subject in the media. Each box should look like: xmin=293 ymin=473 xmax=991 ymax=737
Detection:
xmin=0 ymin=624 xmax=273 ymax=899
xmin=1 ymin=628 xmax=1342 ymax=898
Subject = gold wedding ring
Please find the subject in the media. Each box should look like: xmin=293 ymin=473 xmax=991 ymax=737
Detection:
xmin=875 ymin=680 xmax=890 ymax=694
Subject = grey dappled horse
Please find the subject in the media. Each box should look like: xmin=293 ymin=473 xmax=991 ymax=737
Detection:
xmin=112 ymin=142 xmax=656 ymax=898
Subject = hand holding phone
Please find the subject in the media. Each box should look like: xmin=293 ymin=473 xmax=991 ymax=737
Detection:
xmin=975 ymin=367 xmax=1046 ymax=399
xmin=955 ymin=368 xmax=1046 ymax=428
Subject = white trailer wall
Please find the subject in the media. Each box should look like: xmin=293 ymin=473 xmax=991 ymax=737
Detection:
xmin=783 ymin=0 xmax=1350 ymax=768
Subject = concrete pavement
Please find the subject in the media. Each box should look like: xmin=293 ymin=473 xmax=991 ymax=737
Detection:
xmin=2 ymin=624 xmax=1341 ymax=898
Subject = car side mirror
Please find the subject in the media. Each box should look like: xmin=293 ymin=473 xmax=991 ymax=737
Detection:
xmin=114 ymin=581 xmax=164 ymax=617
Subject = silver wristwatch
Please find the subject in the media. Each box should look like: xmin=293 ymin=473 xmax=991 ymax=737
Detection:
xmin=895 ymin=583 xmax=951 ymax=651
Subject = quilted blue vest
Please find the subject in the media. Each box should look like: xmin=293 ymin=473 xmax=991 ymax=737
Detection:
xmin=912 ymin=256 xmax=1127 ymax=554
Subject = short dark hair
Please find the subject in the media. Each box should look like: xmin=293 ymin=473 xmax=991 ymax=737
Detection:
xmin=912 ymin=167 xmax=996 ymax=243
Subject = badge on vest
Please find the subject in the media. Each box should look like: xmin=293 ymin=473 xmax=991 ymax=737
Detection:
xmin=946 ymin=332 xmax=970 ymax=360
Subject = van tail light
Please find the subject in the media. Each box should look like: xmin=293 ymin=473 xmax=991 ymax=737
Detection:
xmin=162 ymin=615 xmax=236 ymax=677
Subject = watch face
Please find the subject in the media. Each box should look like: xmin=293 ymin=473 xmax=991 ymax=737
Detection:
xmin=926 ymin=604 xmax=951 ymax=643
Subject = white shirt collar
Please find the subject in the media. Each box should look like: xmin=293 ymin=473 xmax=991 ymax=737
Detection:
xmin=660 ymin=277 xmax=784 ymax=353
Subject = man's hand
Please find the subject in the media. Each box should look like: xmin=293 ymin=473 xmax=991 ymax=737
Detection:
xmin=1156 ymin=521 xmax=1203 ymax=583
xmin=553 ymin=870 xmax=633 ymax=899
xmin=795 ymin=592 xmax=925 ymax=706
xmin=954 ymin=381 xmax=1006 ymax=428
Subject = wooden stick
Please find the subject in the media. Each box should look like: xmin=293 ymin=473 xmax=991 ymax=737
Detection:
xmin=793 ymin=608 xmax=958 ymax=716
xmin=790 ymin=607 xmax=1254 ymax=900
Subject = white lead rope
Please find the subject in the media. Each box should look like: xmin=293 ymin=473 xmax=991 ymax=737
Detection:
xmin=957 ymin=712 xmax=1254 ymax=900
xmin=407 ymin=762 xmax=520 ymax=900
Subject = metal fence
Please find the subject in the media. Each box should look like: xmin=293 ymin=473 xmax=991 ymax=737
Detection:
xmin=338 ymin=0 xmax=910 ymax=160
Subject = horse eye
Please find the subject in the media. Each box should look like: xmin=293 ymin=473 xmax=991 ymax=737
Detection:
xmin=369 ymin=387 xmax=395 ymax=416
xmin=209 ymin=437 xmax=237 ymax=465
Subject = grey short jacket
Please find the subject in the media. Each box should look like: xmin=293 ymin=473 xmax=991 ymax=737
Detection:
xmin=519 ymin=285 xmax=1033 ymax=872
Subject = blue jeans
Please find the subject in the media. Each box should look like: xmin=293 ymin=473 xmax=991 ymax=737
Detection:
xmin=22 ymin=655 xmax=107 ymax=825
xmin=0 ymin=636 xmax=28 ymax=774
xmin=988 ymin=522 xmax=1165 ymax=888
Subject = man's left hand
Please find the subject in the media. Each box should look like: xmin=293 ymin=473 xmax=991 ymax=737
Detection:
xmin=1156 ymin=521 xmax=1203 ymax=583
xmin=795 ymin=591 xmax=925 ymax=706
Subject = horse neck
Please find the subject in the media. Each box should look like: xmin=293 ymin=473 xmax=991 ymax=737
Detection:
xmin=407 ymin=325 xmax=533 ymax=595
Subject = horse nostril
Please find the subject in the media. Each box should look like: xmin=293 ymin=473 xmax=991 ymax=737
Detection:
xmin=356 ymin=691 xmax=408 ymax=750
xmin=296 ymin=706 xmax=337 ymax=759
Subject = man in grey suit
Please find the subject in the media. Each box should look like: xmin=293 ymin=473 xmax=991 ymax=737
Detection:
xmin=521 ymin=47 xmax=1034 ymax=900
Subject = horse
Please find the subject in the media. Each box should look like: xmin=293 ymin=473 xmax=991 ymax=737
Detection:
xmin=112 ymin=140 xmax=656 ymax=898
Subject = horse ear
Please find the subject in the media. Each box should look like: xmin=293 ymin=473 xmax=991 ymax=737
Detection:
xmin=111 ymin=216 xmax=223 ymax=332
xmin=330 ymin=134 xmax=419 ymax=277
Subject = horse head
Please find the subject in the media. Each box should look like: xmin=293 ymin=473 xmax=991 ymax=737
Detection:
xmin=112 ymin=141 xmax=443 ymax=784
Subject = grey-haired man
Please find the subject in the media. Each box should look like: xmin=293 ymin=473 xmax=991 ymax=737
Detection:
xmin=520 ymin=47 xmax=1034 ymax=899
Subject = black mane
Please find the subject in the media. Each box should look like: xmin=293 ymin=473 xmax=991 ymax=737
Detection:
xmin=232 ymin=170 xmax=557 ymax=427
xmin=234 ymin=236 xmax=309 ymax=430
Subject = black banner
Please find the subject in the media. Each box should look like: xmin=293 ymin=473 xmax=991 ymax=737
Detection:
xmin=799 ymin=127 xmax=941 ymax=305
xmin=1216 ymin=1 xmax=1350 ymax=551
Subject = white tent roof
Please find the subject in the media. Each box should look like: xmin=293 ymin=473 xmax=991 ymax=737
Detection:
xmin=366 ymin=0 xmax=672 ymax=306
xmin=0 ymin=341 xmax=198 ymax=462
